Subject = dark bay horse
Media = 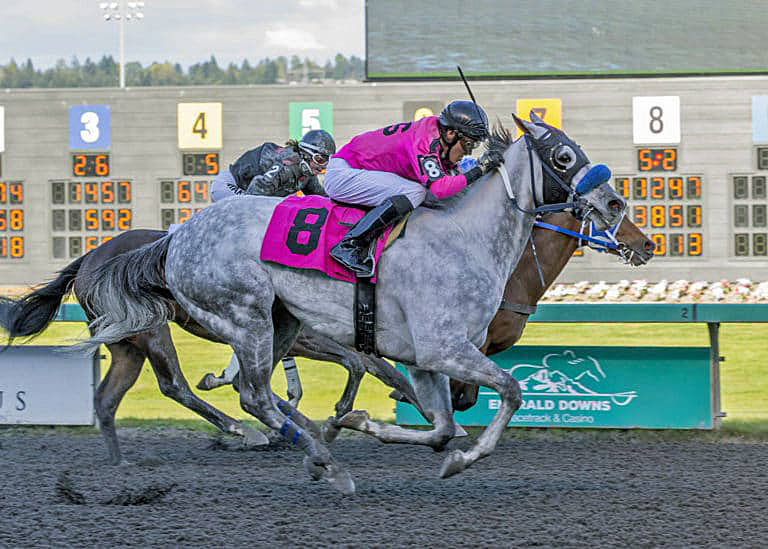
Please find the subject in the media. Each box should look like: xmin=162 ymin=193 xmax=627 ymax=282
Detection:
xmin=0 ymin=228 xmax=426 ymax=465
xmin=74 ymin=116 xmax=627 ymax=493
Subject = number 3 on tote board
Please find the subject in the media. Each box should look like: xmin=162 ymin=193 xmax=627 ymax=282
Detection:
xmin=633 ymin=96 xmax=680 ymax=144
xmin=178 ymin=103 xmax=222 ymax=149
xmin=68 ymin=105 xmax=111 ymax=150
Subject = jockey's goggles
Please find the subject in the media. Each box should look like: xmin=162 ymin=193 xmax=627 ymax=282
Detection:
xmin=308 ymin=152 xmax=330 ymax=167
xmin=458 ymin=134 xmax=479 ymax=153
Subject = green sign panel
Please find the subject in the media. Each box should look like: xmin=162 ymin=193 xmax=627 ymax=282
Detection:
xmin=289 ymin=102 xmax=333 ymax=140
xmin=397 ymin=346 xmax=713 ymax=429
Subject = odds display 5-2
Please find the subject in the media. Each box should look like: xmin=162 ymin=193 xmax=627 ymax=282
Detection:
xmin=1 ymin=78 xmax=767 ymax=284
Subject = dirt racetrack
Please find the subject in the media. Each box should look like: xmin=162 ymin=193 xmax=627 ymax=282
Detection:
xmin=1 ymin=427 xmax=766 ymax=547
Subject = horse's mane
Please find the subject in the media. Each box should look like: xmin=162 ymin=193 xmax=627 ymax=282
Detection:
xmin=486 ymin=120 xmax=514 ymax=158
xmin=421 ymin=120 xmax=513 ymax=211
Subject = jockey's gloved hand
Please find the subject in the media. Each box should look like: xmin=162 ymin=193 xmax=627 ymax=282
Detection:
xmin=464 ymin=150 xmax=505 ymax=183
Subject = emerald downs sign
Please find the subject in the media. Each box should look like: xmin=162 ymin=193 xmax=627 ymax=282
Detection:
xmin=396 ymin=346 xmax=714 ymax=429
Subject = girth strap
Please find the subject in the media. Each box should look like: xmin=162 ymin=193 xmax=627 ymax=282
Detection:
xmin=499 ymin=301 xmax=537 ymax=315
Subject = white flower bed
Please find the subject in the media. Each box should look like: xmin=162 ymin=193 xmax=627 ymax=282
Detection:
xmin=542 ymin=279 xmax=768 ymax=303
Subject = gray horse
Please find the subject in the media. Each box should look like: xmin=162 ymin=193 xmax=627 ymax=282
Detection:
xmin=78 ymin=114 xmax=625 ymax=494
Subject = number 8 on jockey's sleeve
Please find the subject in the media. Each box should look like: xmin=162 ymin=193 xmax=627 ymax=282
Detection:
xmin=325 ymin=100 xmax=500 ymax=277
xmin=209 ymin=129 xmax=336 ymax=202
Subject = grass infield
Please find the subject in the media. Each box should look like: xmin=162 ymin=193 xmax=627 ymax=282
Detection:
xmin=12 ymin=322 xmax=768 ymax=437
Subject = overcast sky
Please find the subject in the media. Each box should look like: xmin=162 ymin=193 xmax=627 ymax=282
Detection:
xmin=1 ymin=0 xmax=365 ymax=68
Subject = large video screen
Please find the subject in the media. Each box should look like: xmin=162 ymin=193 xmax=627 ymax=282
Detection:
xmin=365 ymin=0 xmax=767 ymax=79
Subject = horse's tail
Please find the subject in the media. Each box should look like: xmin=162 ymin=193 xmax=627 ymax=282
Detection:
xmin=75 ymin=236 xmax=175 ymax=353
xmin=0 ymin=253 xmax=88 ymax=345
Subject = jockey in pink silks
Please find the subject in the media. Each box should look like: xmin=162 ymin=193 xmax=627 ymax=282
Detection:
xmin=326 ymin=100 xmax=504 ymax=277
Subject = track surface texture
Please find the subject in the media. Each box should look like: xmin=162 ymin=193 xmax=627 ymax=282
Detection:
xmin=1 ymin=427 xmax=767 ymax=547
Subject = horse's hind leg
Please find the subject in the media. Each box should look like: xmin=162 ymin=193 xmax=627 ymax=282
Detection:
xmin=95 ymin=341 xmax=145 ymax=465
xmin=134 ymin=325 xmax=269 ymax=446
xmin=337 ymin=369 xmax=457 ymax=450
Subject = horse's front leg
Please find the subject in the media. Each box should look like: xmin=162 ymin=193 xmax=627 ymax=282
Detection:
xmin=336 ymin=369 xmax=456 ymax=450
xmin=416 ymin=340 xmax=522 ymax=478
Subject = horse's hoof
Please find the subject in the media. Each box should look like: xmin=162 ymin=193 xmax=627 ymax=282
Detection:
xmin=453 ymin=422 xmax=469 ymax=438
xmin=337 ymin=410 xmax=369 ymax=431
xmin=321 ymin=417 xmax=342 ymax=444
xmin=325 ymin=464 xmax=356 ymax=496
xmin=303 ymin=456 xmax=325 ymax=481
xmin=439 ymin=449 xmax=467 ymax=479
xmin=195 ymin=374 xmax=219 ymax=391
xmin=241 ymin=425 xmax=270 ymax=447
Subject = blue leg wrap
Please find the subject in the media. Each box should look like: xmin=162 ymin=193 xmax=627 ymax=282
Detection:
xmin=279 ymin=419 xmax=303 ymax=444
xmin=277 ymin=400 xmax=294 ymax=417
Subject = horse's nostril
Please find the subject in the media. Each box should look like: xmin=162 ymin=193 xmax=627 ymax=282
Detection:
xmin=608 ymin=200 xmax=622 ymax=212
xmin=645 ymin=240 xmax=655 ymax=253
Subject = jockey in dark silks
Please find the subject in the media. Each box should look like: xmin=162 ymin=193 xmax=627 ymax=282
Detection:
xmin=198 ymin=129 xmax=336 ymax=392
xmin=210 ymin=129 xmax=336 ymax=201
xmin=325 ymin=100 xmax=504 ymax=277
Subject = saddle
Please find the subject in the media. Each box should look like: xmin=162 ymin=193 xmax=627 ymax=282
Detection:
xmin=260 ymin=195 xmax=408 ymax=354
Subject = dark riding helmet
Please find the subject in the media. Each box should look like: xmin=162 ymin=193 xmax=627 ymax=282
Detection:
xmin=299 ymin=129 xmax=336 ymax=159
xmin=438 ymin=100 xmax=490 ymax=141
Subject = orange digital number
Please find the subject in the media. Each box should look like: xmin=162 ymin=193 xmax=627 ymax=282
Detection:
xmin=638 ymin=149 xmax=652 ymax=171
xmin=668 ymin=177 xmax=683 ymax=199
xmin=117 ymin=209 xmax=132 ymax=230
xmin=650 ymin=177 xmax=665 ymax=199
xmin=73 ymin=154 xmax=86 ymax=177
xmin=669 ymin=205 xmax=683 ymax=228
xmin=9 ymin=209 xmax=23 ymax=231
xmin=101 ymin=209 xmax=116 ymax=230
xmin=178 ymin=208 xmax=193 ymax=223
xmin=178 ymin=180 xmax=192 ymax=203
xmin=84 ymin=182 xmax=99 ymax=203
xmin=663 ymin=149 xmax=677 ymax=171
xmin=614 ymin=177 xmax=630 ymax=199
xmin=194 ymin=180 xmax=209 ymax=202
xmin=0 ymin=182 xmax=6 ymax=202
xmin=85 ymin=236 xmax=100 ymax=252
xmin=85 ymin=209 xmax=99 ymax=230
xmin=101 ymin=181 xmax=115 ymax=203
xmin=10 ymin=183 xmax=23 ymax=203
xmin=632 ymin=205 xmax=648 ymax=227
xmin=0 ymin=210 xmax=5 ymax=231
xmin=205 ymin=153 xmax=219 ymax=175
xmin=669 ymin=233 xmax=685 ymax=256
xmin=10 ymin=236 xmax=23 ymax=258
xmin=651 ymin=234 xmax=666 ymax=256
xmin=687 ymin=205 xmax=702 ymax=227
xmin=688 ymin=233 xmax=703 ymax=256
xmin=687 ymin=176 xmax=702 ymax=199
xmin=0 ymin=237 xmax=5 ymax=257
xmin=95 ymin=154 xmax=109 ymax=177
xmin=118 ymin=181 xmax=132 ymax=203
xmin=650 ymin=205 xmax=665 ymax=228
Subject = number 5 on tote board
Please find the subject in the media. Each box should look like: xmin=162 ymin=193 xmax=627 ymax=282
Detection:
xmin=69 ymin=105 xmax=111 ymax=150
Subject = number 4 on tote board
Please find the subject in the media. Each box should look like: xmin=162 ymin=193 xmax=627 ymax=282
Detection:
xmin=632 ymin=96 xmax=680 ymax=144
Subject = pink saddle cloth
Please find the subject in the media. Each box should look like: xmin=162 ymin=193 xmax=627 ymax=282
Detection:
xmin=260 ymin=195 xmax=392 ymax=283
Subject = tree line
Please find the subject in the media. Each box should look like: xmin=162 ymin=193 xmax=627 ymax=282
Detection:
xmin=0 ymin=54 xmax=365 ymax=88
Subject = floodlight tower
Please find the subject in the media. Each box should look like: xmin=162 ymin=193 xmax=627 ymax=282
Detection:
xmin=99 ymin=1 xmax=145 ymax=88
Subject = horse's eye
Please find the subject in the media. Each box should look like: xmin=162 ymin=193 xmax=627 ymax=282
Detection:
xmin=553 ymin=145 xmax=576 ymax=171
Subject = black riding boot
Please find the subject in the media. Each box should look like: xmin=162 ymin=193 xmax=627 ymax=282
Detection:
xmin=330 ymin=194 xmax=413 ymax=277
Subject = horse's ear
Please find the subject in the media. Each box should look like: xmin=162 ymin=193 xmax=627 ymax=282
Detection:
xmin=529 ymin=110 xmax=546 ymax=125
xmin=512 ymin=113 xmax=533 ymax=135
xmin=512 ymin=112 xmax=547 ymax=139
